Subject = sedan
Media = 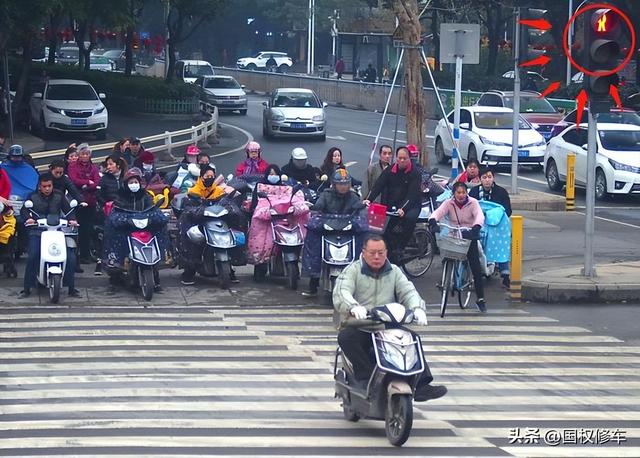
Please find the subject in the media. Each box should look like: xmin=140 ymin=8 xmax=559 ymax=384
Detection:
xmin=548 ymin=108 xmax=640 ymax=139
xmin=262 ymin=88 xmax=327 ymax=141
xmin=195 ymin=76 xmax=247 ymax=115
xmin=544 ymin=123 xmax=640 ymax=200
xmin=434 ymin=106 xmax=546 ymax=166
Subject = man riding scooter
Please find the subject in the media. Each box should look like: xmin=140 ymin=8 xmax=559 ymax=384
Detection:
xmin=301 ymin=169 xmax=367 ymax=297
xmin=333 ymin=233 xmax=447 ymax=402
xmin=18 ymin=173 xmax=80 ymax=299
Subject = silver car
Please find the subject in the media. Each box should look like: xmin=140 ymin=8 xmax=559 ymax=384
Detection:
xmin=196 ymin=76 xmax=247 ymax=115
xmin=262 ymin=88 xmax=327 ymax=140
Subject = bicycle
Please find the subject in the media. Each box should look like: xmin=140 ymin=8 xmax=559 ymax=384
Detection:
xmin=436 ymin=223 xmax=475 ymax=318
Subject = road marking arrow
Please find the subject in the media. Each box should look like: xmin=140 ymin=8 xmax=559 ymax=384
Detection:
xmin=326 ymin=135 xmax=346 ymax=141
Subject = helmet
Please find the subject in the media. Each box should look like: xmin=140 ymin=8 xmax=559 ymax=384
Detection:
xmin=246 ymin=141 xmax=261 ymax=155
xmin=291 ymin=147 xmax=307 ymax=160
xmin=8 ymin=145 xmax=24 ymax=157
xmin=186 ymin=225 xmax=205 ymax=244
xmin=187 ymin=163 xmax=201 ymax=177
xmin=406 ymin=144 xmax=419 ymax=158
xmin=186 ymin=144 xmax=201 ymax=156
xmin=332 ymin=168 xmax=352 ymax=184
xmin=124 ymin=167 xmax=142 ymax=181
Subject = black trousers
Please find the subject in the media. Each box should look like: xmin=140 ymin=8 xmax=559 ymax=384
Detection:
xmin=385 ymin=206 xmax=420 ymax=254
xmin=75 ymin=205 xmax=96 ymax=260
xmin=466 ymin=239 xmax=485 ymax=301
xmin=338 ymin=326 xmax=433 ymax=385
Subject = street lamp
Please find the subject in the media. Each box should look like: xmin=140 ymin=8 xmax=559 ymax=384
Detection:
xmin=307 ymin=0 xmax=315 ymax=74
xmin=329 ymin=9 xmax=340 ymax=68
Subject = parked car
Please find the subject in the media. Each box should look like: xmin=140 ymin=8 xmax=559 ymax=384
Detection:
xmin=77 ymin=56 xmax=115 ymax=72
xmin=549 ymin=107 xmax=640 ymax=139
xmin=195 ymin=75 xmax=247 ymax=115
xmin=544 ymin=122 xmax=640 ymax=200
xmin=501 ymin=70 xmax=548 ymax=91
xmin=434 ymin=106 xmax=546 ymax=166
xmin=100 ymin=49 xmax=129 ymax=71
xmin=57 ymin=46 xmax=79 ymax=66
xmin=29 ymin=79 xmax=108 ymax=139
xmin=237 ymin=52 xmax=293 ymax=72
xmin=262 ymin=88 xmax=327 ymax=140
xmin=175 ymin=60 xmax=215 ymax=83
xmin=475 ymin=90 xmax=564 ymax=142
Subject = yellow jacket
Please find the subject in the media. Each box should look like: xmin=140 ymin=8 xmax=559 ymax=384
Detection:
xmin=187 ymin=178 xmax=225 ymax=201
xmin=0 ymin=211 xmax=17 ymax=245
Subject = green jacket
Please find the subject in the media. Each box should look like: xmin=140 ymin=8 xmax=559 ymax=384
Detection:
xmin=332 ymin=256 xmax=426 ymax=330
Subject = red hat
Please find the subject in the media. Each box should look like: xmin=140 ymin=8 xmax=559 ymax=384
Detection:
xmin=406 ymin=144 xmax=419 ymax=158
xmin=139 ymin=151 xmax=155 ymax=164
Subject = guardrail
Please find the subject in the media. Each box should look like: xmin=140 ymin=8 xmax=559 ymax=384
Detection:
xmin=213 ymin=66 xmax=576 ymax=118
xmin=32 ymin=102 xmax=218 ymax=172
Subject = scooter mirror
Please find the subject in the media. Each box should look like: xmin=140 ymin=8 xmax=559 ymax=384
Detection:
xmin=24 ymin=200 xmax=34 ymax=209
xmin=280 ymin=174 xmax=288 ymax=182
xmin=69 ymin=199 xmax=78 ymax=208
xmin=226 ymin=174 xmax=234 ymax=181
xmin=320 ymin=174 xmax=328 ymax=182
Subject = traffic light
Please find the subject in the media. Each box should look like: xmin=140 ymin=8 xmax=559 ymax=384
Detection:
xmin=584 ymin=8 xmax=621 ymax=112
xmin=518 ymin=8 xmax=552 ymax=70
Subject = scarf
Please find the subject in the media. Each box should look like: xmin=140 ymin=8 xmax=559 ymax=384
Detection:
xmin=454 ymin=196 xmax=469 ymax=209
xmin=243 ymin=158 xmax=261 ymax=176
xmin=478 ymin=185 xmax=493 ymax=201
xmin=390 ymin=160 xmax=413 ymax=174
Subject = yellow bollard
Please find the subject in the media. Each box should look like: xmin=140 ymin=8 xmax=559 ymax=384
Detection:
xmin=510 ymin=215 xmax=523 ymax=302
xmin=566 ymin=153 xmax=576 ymax=211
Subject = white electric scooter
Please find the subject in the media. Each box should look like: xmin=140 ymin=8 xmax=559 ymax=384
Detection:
xmin=23 ymin=199 xmax=78 ymax=303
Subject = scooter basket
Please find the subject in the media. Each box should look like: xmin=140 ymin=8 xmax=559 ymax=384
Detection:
xmin=438 ymin=235 xmax=471 ymax=261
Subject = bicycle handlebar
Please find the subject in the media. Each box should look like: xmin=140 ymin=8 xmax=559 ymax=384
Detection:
xmin=438 ymin=223 xmax=472 ymax=231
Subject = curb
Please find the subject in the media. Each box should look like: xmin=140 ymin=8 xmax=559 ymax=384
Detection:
xmin=522 ymin=279 xmax=640 ymax=303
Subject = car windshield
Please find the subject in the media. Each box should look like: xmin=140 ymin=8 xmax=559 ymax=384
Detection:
xmin=598 ymin=130 xmax=640 ymax=151
xmin=474 ymin=112 xmax=530 ymax=129
xmin=273 ymin=93 xmax=319 ymax=108
xmin=91 ymin=57 xmax=109 ymax=64
xmin=184 ymin=64 xmax=213 ymax=78
xmin=597 ymin=111 xmax=640 ymax=125
xmin=503 ymin=96 xmax=557 ymax=113
xmin=59 ymin=49 xmax=78 ymax=58
xmin=205 ymin=78 xmax=240 ymax=89
xmin=102 ymin=50 xmax=121 ymax=59
xmin=46 ymin=84 xmax=97 ymax=101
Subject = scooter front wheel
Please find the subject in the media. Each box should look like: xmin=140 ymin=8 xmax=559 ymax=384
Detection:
xmin=139 ymin=267 xmax=154 ymax=301
xmin=385 ymin=393 xmax=413 ymax=447
xmin=286 ymin=260 xmax=299 ymax=290
xmin=217 ymin=260 xmax=231 ymax=289
xmin=49 ymin=273 xmax=62 ymax=304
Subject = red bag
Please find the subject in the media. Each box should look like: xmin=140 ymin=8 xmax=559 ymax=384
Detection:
xmin=367 ymin=203 xmax=387 ymax=233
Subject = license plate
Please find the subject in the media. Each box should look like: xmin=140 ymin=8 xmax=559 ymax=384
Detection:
xmin=71 ymin=118 xmax=87 ymax=126
xmin=291 ymin=123 xmax=306 ymax=129
xmin=518 ymin=149 xmax=529 ymax=157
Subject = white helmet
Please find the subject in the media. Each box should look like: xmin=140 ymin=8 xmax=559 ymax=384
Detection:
xmin=291 ymin=147 xmax=308 ymax=160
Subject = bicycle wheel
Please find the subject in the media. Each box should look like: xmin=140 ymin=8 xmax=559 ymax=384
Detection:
xmin=440 ymin=260 xmax=454 ymax=318
xmin=401 ymin=229 xmax=435 ymax=278
xmin=457 ymin=261 xmax=473 ymax=309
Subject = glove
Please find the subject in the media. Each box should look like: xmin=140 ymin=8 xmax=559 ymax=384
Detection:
xmin=428 ymin=219 xmax=440 ymax=234
xmin=413 ymin=309 xmax=428 ymax=326
xmin=350 ymin=305 xmax=368 ymax=320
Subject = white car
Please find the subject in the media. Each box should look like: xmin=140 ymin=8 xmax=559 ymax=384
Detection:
xmin=236 ymin=52 xmax=293 ymax=72
xmin=262 ymin=88 xmax=327 ymax=140
xmin=434 ymin=106 xmax=547 ymax=166
xmin=78 ymin=55 xmax=116 ymax=71
xmin=195 ymin=75 xmax=247 ymax=115
xmin=175 ymin=60 xmax=215 ymax=83
xmin=29 ymin=79 xmax=108 ymax=139
xmin=544 ymin=123 xmax=640 ymax=200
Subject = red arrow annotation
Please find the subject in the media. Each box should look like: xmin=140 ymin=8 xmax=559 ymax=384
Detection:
xmin=520 ymin=55 xmax=551 ymax=68
xmin=609 ymin=84 xmax=622 ymax=108
xmin=518 ymin=18 xmax=552 ymax=31
xmin=539 ymin=81 xmax=561 ymax=98
xmin=575 ymin=90 xmax=588 ymax=128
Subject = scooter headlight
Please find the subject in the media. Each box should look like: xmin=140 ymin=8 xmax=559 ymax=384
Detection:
xmin=132 ymin=218 xmax=148 ymax=229
xmin=323 ymin=223 xmax=333 ymax=231
xmin=48 ymin=243 xmax=62 ymax=257
xmin=342 ymin=222 xmax=352 ymax=231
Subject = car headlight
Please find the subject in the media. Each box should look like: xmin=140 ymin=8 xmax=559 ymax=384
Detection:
xmin=271 ymin=111 xmax=285 ymax=122
xmin=48 ymin=243 xmax=62 ymax=257
xmin=312 ymin=115 xmax=324 ymax=121
xmin=479 ymin=136 xmax=509 ymax=147
xmin=534 ymin=139 xmax=546 ymax=147
xmin=95 ymin=106 xmax=106 ymax=114
xmin=608 ymin=159 xmax=640 ymax=174
xmin=46 ymin=105 xmax=62 ymax=114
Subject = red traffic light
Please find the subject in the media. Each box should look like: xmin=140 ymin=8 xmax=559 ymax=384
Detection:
xmin=591 ymin=9 xmax=618 ymax=35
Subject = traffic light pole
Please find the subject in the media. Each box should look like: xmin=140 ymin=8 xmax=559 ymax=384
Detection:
xmin=511 ymin=8 xmax=521 ymax=195
xmin=583 ymin=107 xmax=597 ymax=277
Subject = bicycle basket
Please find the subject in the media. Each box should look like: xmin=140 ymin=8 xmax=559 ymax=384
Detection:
xmin=438 ymin=235 xmax=471 ymax=261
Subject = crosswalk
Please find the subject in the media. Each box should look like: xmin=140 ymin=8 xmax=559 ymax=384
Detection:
xmin=1 ymin=302 xmax=639 ymax=457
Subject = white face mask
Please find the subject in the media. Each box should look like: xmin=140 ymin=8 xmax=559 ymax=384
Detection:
xmin=128 ymin=182 xmax=141 ymax=193
xmin=142 ymin=164 xmax=153 ymax=172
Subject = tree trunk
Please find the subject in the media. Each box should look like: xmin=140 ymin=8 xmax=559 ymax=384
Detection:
xmin=47 ymin=9 xmax=64 ymax=66
xmin=485 ymin=5 xmax=502 ymax=77
xmin=393 ymin=0 xmax=426 ymax=165
xmin=431 ymin=8 xmax=439 ymax=69
xmin=125 ymin=25 xmax=134 ymax=76
xmin=14 ymin=33 xmax=34 ymax=126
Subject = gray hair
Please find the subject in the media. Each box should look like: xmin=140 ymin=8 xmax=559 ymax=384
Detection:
xmin=77 ymin=143 xmax=91 ymax=154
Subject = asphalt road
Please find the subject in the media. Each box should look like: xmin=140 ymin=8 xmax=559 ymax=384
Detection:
xmin=211 ymin=94 xmax=640 ymax=228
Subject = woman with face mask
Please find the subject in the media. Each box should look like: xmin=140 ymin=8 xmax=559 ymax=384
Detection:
xmin=135 ymin=151 xmax=167 ymax=196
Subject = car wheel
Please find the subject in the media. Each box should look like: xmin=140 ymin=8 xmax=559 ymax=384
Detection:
xmin=278 ymin=64 xmax=289 ymax=73
xmin=435 ymin=138 xmax=448 ymax=165
xmin=545 ymin=159 xmax=563 ymax=192
xmin=262 ymin=121 xmax=270 ymax=139
xmin=40 ymin=113 xmax=51 ymax=139
xmin=595 ymin=168 xmax=609 ymax=201
xmin=318 ymin=133 xmax=326 ymax=142
xmin=468 ymin=144 xmax=478 ymax=162
xmin=247 ymin=63 xmax=257 ymax=71
xmin=239 ymin=109 xmax=247 ymax=116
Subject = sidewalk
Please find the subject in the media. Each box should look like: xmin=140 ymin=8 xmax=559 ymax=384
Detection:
xmin=6 ymin=132 xmax=45 ymax=154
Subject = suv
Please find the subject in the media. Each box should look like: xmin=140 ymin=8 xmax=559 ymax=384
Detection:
xmin=475 ymin=90 xmax=564 ymax=142
xmin=236 ymin=52 xmax=293 ymax=72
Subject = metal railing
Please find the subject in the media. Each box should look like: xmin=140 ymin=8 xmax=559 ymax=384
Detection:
xmin=32 ymin=102 xmax=218 ymax=172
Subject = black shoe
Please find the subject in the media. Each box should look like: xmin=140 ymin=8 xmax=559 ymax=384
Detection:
xmin=475 ymin=299 xmax=487 ymax=313
xmin=181 ymin=271 xmax=196 ymax=286
xmin=501 ymin=274 xmax=511 ymax=289
xmin=17 ymin=289 xmax=31 ymax=299
xmin=414 ymin=384 xmax=448 ymax=402
xmin=229 ymin=270 xmax=240 ymax=284
xmin=68 ymin=288 xmax=82 ymax=298
xmin=94 ymin=262 xmax=103 ymax=276
xmin=154 ymin=284 xmax=163 ymax=293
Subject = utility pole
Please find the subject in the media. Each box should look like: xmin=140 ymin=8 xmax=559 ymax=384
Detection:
xmin=307 ymin=0 xmax=314 ymax=74
xmin=511 ymin=8 xmax=521 ymax=195
xmin=566 ymin=0 xmax=573 ymax=87
xmin=164 ymin=0 xmax=170 ymax=78
xmin=330 ymin=9 xmax=339 ymax=68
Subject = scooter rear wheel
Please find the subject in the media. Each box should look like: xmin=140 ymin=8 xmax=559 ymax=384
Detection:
xmin=49 ymin=273 xmax=61 ymax=304
xmin=385 ymin=393 xmax=413 ymax=447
